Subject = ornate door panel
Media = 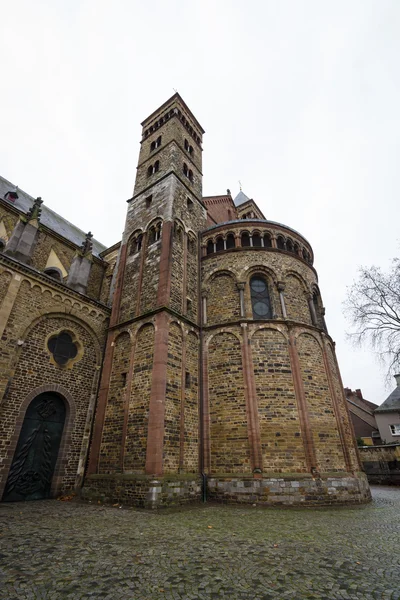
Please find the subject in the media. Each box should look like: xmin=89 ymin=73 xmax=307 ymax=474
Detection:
xmin=3 ymin=393 xmax=66 ymax=502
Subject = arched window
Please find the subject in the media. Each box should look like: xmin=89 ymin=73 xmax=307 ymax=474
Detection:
xmin=252 ymin=233 xmax=262 ymax=247
xmin=174 ymin=222 xmax=183 ymax=242
xmin=264 ymin=233 xmax=272 ymax=248
xmin=44 ymin=268 xmax=62 ymax=281
xmin=188 ymin=169 xmax=193 ymax=182
xmin=250 ymin=276 xmax=272 ymax=320
xmin=150 ymin=141 xmax=156 ymax=152
xmin=216 ymin=237 xmax=224 ymax=252
xmin=130 ymin=233 xmax=143 ymax=254
xmin=184 ymin=139 xmax=189 ymax=151
xmin=241 ymin=232 xmax=250 ymax=247
xmin=226 ymin=233 xmax=235 ymax=249
xmin=294 ymin=242 xmax=300 ymax=255
xmin=154 ymin=160 xmax=160 ymax=173
xmin=187 ymin=236 xmax=196 ymax=254
xmin=183 ymin=163 xmax=188 ymax=177
xmin=156 ymin=135 xmax=161 ymax=148
xmin=286 ymin=239 xmax=294 ymax=253
xmin=206 ymin=240 xmax=214 ymax=255
xmin=147 ymin=165 xmax=153 ymax=177
xmin=277 ymin=236 xmax=286 ymax=250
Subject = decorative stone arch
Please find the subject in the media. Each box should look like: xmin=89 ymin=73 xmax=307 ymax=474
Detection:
xmin=145 ymin=216 xmax=164 ymax=233
xmin=169 ymin=319 xmax=185 ymax=337
xmin=241 ymin=264 xmax=279 ymax=285
xmin=0 ymin=383 xmax=77 ymax=500
xmin=15 ymin=311 xmax=104 ymax=367
xmin=248 ymin=323 xmax=289 ymax=343
xmin=294 ymin=328 xmax=325 ymax=350
xmin=205 ymin=328 xmax=242 ymax=349
xmin=283 ymin=270 xmax=310 ymax=295
xmin=203 ymin=267 xmax=238 ymax=289
xmin=133 ymin=320 xmax=156 ymax=343
xmin=127 ymin=229 xmax=144 ymax=255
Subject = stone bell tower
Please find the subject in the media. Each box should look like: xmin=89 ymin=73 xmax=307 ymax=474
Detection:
xmin=86 ymin=94 xmax=206 ymax=506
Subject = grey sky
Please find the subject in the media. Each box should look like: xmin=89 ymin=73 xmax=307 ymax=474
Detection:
xmin=1 ymin=0 xmax=399 ymax=403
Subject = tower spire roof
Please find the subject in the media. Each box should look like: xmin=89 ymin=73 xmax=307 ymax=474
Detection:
xmin=233 ymin=190 xmax=250 ymax=206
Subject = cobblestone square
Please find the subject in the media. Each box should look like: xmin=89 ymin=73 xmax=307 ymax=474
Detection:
xmin=0 ymin=486 xmax=399 ymax=599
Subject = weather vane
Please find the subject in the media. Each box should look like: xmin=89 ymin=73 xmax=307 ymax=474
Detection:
xmin=239 ymin=180 xmax=242 ymax=191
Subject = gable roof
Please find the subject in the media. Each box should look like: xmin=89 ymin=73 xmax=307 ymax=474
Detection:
xmin=0 ymin=176 xmax=106 ymax=258
xmin=375 ymin=380 xmax=400 ymax=413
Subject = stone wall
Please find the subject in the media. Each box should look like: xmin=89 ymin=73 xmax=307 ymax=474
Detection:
xmin=82 ymin=474 xmax=202 ymax=508
xmin=251 ymin=327 xmax=306 ymax=472
xmin=0 ymin=261 xmax=109 ymax=499
xmin=207 ymin=473 xmax=371 ymax=506
xmin=359 ymin=444 xmax=400 ymax=484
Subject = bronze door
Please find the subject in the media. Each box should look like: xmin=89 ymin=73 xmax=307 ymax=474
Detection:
xmin=3 ymin=393 xmax=66 ymax=501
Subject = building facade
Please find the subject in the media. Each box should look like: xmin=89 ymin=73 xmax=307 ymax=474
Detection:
xmin=0 ymin=94 xmax=370 ymax=507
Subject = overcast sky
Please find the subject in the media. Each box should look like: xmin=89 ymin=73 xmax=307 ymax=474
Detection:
xmin=1 ymin=0 xmax=399 ymax=403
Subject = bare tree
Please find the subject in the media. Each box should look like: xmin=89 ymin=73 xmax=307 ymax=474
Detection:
xmin=345 ymin=259 xmax=400 ymax=379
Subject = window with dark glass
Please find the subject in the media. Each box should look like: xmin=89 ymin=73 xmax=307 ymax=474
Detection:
xmin=250 ymin=277 xmax=272 ymax=319
xmin=252 ymin=233 xmax=261 ymax=247
xmin=206 ymin=240 xmax=214 ymax=255
xmin=264 ymin=234 xmax=272 ymax=248
xmin=48 ymin=332 xmax=78 ymax=366
xmin=226 ymin=233 xmax=235 ymax=249
xmin=216 ymin=237 xmax=224 ymax=252
xmin=241 ymin=232 xmax=250 ymax=247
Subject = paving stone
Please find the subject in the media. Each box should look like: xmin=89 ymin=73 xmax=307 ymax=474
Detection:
xmin=0 ymin=486 xmax=399 ymax=599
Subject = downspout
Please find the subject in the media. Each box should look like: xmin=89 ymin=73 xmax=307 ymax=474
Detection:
xmin=198 ymin=237 xmax=207 ymax=503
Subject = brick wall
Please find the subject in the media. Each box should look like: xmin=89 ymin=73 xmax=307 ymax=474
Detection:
xmin=297 ymin=333 xmax=345 ymax=472
xmin=124 ymin=323 xmax=154 ymax=472
xmin=164 ymin=322 xmax=182 ymax=473
xmin=207 ymin=332 xmax=251 ymax=473
xmin=184 ymin=331 xmax=199 ymax=472
xmin=285 ymin=274 xmax=312 ymax=324
xmin=98 ymin=331 xmax=131 ymax=473
xmin=0 ymin=314 xmax=102 ymax=495
xmin=207 ymin=274 xmax=240 ymax=325
xmin=251 ymin=327 xmax=307 ymax=472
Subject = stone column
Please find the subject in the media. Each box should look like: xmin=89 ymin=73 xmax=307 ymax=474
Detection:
xmin=271 ymin=234 xmax=277 ymax=249
xmin=202 ymin=292 xmax=208 ymax=325
xmin=277 ymin=281 xmax=287 ymax=318
xmin=237 ymin=282 xmax=246 ymax=317
xmin=307 ymin=294 xmax=318 ymax=326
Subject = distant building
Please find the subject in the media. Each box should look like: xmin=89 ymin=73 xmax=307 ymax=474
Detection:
xmin=344 ymin=388 xmax=380 ymax=444
xmin=374 ymin=375 xmax=400 ymax=443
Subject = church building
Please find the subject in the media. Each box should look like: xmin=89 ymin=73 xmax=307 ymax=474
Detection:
xmin=0 ymin=94 xmax=370 ymax=507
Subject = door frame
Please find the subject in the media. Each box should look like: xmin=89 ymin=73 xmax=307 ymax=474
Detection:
xmin=0 ymin=384 xmax=76 ymax=500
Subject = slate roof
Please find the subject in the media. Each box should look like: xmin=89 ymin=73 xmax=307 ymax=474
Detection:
xmin=375 ymin=379 xmax=400 ymax=413
xmin=233 ymin=190 xmax=250 ymax=206
xmin=0 ymin=176 xmax=106 ymax=257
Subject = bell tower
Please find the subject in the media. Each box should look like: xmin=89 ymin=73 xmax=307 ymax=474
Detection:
xmin=87 ymin=94 xmax=206 ymax=506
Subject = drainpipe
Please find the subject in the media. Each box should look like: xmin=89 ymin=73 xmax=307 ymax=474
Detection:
xmin=199 ymin=237 xmax=207 ymax=503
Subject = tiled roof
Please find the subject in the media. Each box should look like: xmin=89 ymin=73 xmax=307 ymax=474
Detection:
xmin=375 ymin=379 xmax=400 ymax=413
xmin=0 ymin=176 xmax=106 ymax=258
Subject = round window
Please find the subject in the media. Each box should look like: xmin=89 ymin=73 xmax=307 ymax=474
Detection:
xmin=251 ymin=278 xmax=266 ymax=293
xmin=47 ymin=332 xmax=78 ymax=366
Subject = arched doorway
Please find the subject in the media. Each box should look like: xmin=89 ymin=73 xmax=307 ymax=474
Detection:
xmin=3 ymin=392 xmax=66 ymax=502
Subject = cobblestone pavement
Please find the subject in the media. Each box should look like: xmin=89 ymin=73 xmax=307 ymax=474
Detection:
xmin=0 ymin=486 xmax=400 ymax=600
